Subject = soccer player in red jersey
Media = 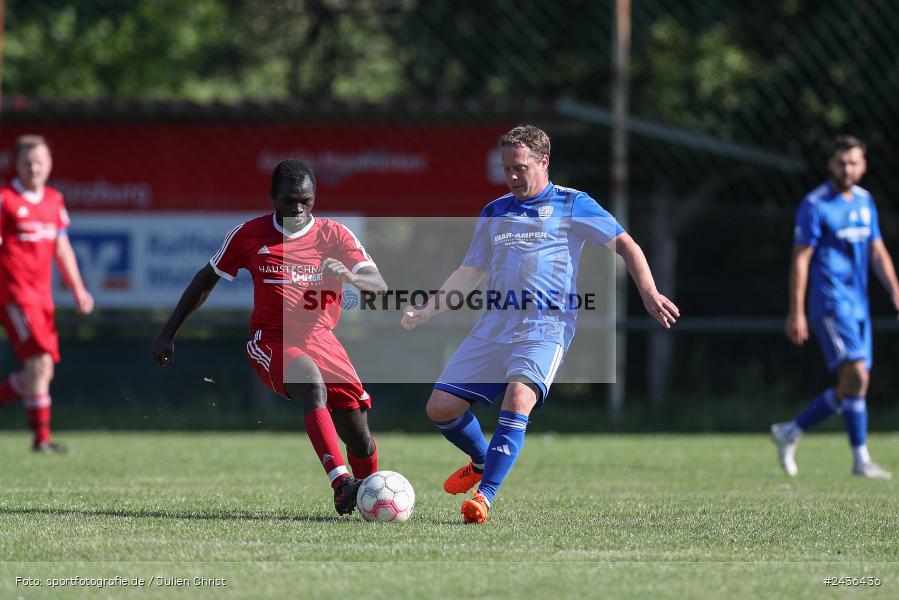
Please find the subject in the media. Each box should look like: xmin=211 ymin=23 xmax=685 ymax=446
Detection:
xmin=150 ymin=160 xmax=387 ymax=515
xmin=0 ymin=135 xmax=95 ymax=452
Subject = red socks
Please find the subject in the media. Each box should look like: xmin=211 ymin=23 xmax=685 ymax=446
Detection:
xmin=303 ymin=407 xmax=349 ymax=489
xmin=348 ymin=437 xmax=378 ymax=479
xmin=0 ymin=374 xmax=21 ymax=405
xmin=24 ymin=394 xmax=52 ymax=445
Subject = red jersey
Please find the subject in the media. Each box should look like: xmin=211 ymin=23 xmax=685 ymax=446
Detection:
xmin=210 ymin=214 xmax=374 ymax=338
xmin=0 ymin=179 xmax=70 ymax=308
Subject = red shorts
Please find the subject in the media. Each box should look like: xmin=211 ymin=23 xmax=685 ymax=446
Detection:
xmin=0 ymin=303 xmax=60 ymax=363
xmin=245 ymin=329 xmax=372 ymax=411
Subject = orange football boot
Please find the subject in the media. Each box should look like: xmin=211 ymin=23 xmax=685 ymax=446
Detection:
xmin=461 ymin=491 xmax=490 ymax=524
xmin=443 ymin=460 xmax=483 ymax=495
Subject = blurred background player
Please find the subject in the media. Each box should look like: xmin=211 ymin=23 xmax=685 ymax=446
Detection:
xmin=402 ymin=124 xmax=679 ymax=523
xmin=0 ymin=135 xmax=95 ymax=452
xmin=150 ymin=159 xmax=387 ymax=515
xmin=773 ymin=135 xmax=899 ymax=479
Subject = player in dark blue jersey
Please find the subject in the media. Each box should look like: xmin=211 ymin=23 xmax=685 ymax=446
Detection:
xmin=402 ymin=124 xmax=679 ymax=523
xmin=772 ymin=135 xmax=899 ymax=479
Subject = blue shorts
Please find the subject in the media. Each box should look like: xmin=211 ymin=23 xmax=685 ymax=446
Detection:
xmin=433 ymin=336 xmax=564 ymax=409
xmin=810 ymin=313 xmax=872 ymax=372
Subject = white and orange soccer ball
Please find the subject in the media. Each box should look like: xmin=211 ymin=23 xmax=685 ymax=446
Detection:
xmin=356 ymin=470 xmax=415 ymax=523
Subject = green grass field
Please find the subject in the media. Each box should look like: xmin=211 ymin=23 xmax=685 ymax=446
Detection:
xmin=1 ymin=431 xmax=897 ymax=599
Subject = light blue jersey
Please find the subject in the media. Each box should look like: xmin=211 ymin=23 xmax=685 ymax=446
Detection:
xmin=794 ymin=181 xmax=882 ymax=319
xmin=462 ymin=182 xmax=624 ymax=350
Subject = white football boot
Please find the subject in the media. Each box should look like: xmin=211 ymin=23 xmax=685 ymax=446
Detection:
xmin=770 ymin=422 xmax=799 ymax=477
xmin=852 ymin=461 xmax=892 ymax=479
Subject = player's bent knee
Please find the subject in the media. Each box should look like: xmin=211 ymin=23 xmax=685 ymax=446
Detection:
xmin=20 ymin=354 xmax=54 ymax=392
xmin=838 ymin=361 xmax=869 ymax=397
xmin=284 ymin=355 xmax=327 ymax=409
xmin=347 ymin=432 xmax=373 ymax=457
xmin=426 ymin=390 xmax=469 ymax=422
xmin=502 ymin=380 xmax=539 ymax=415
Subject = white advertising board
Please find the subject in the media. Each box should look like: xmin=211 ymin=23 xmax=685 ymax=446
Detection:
xmin=53 ymin=212 xmax=363 ymax=310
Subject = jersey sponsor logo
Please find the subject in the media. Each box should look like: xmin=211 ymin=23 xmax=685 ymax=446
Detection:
xmin=258 ymin=263 xmax=325 ymax=284
xmin=257 ymin=245 xmax=270 ymax=254
xmin=836 ymin=226 xmax=871 ymax=243
xmin=17 ymin=222 xmax=59 ymax=242
xmin=493 ymin=231 xmax=549 ymax=244
xmin=537 ymin=205 xmax=554 ymax=220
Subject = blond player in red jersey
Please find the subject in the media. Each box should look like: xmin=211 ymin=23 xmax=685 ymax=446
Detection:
xmin=150 ymin=159 xmax=387 ymax=515
xmin=0 ymin=135 xmax=94 ymax=452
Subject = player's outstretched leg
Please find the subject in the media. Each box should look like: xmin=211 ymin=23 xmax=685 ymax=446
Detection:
xmin=770 ymin=388 xmax=839 ymax=476
xmin=284 ymin=355 xmax=357 ymax=514
xmin=427 ymin=391 xmax=487 ymax=494
xmin=843 ymin=397 xmax=891 ymax=479
xmin=462 ymin=410 xmax=529 ymax=524
xmin=838 ymin=362 xmax=890 ymax=479
xmin=332 ymin=407 xmax=379 ymax=480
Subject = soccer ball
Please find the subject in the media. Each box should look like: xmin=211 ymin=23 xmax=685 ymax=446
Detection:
xmin=356 ymin=470 xmax=415 ymax=523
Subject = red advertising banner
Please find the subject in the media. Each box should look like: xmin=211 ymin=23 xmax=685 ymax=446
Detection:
xmin=0 ymin=123 xmax=511 ymax=216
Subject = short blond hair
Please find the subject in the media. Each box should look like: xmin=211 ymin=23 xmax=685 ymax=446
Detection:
xmin=501 ymin=124 xmax=551 ymax=160
xmin=15 ymin=134 xmax=50 ymax=158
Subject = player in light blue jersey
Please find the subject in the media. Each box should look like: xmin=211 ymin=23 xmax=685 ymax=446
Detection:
xmin=772 ymin=135 xmax=899 ymax=479
xmin=402 ymin=124 xmax=679 ymax=523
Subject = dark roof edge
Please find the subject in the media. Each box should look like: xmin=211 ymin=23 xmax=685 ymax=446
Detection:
xmin=0 ymin=97 xmax=559 ymax=124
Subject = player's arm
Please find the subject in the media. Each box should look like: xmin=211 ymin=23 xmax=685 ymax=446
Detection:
xmin=611 ymin=233 xmax=679 ymax=329
xmin=871 ymin=239 xmax=899 ymax=315
xmin=54 ymin=233 xmax=94 ymax=315
xmin=786 ymin=244 xmax=815 ymax=345
xmin=150 ymin=264 xmax=221 ymax=365
xmin=401 ymin=266 xmax=485 ymax=329
xmin=322 ymin=259 xmax=388 ymax=294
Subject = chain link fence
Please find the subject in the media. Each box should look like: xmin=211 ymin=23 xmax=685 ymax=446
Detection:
xmin=2 ymin=0 xmax=898 ymax=429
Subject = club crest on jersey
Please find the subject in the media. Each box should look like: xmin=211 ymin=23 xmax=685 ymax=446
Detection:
xmin=860 ymin=207 xmax=871 ymax=225
xmin=537 ymin=205 xmax=554 ymax=220
xmin=257 ymin=245 xmax=270 ymax=254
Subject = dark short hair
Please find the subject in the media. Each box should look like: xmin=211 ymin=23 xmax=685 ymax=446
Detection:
xmin=501 ymin=124 xmax=551 ymax=159
xmin=832 ymin=135 xmax=866 ymax=156
xmin=15 ymin=134 xmax=50 ymax=158
xmin=271 ymin=159 xmax=316 ymax=193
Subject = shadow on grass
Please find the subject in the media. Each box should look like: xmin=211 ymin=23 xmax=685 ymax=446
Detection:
xmin=0 ymin=506 xmax=346 ymax=524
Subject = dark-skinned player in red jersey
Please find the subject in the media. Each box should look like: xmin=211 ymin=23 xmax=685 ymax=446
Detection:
xmin=150 ymin=160 xmax=387 ymax=515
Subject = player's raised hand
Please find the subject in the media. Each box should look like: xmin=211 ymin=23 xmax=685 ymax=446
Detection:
xmin=402 ymin=305 xmax=432 ymax=330
xmin=322 ymin=258 xmax=354 ymax=284
xmin=150 ymin=336 xmax=175 ymax=366
xmin=641 ymin=292 xmax=679 ymax=329
xmin=785 ymin=312 xmax=809 ymax=346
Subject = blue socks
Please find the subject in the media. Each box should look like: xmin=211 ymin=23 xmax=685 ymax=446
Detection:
xmin=433 ymin=410 xmax=487 ymax=469
xmin=478 ymin=411 xmax=529 ymax=504
xmin=795 ymin=388 xmax=840 ymax=431
xmin=842 ymin=396 xmax=867 ymax=448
